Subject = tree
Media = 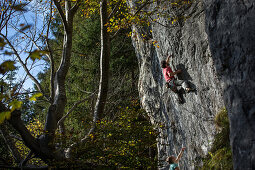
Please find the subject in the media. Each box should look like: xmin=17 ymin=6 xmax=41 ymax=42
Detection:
xmin=1 ymin=0 xmax=96 ymax=165
xmin=1 ymin=0 xmax=141 ymax=167
xmin=1 ymin=0 xmax=187 ymax=167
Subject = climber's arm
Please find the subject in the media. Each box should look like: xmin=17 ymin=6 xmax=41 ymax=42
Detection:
xmin=166 ymin=54 xmax=181 ymax=77
xmin=166 ymin=54 xmax=171 ymax=64
xmin=168 ymin=69 xmax=182 ymax=77
xmin=175 ymin=147 xmax=185 ymax=163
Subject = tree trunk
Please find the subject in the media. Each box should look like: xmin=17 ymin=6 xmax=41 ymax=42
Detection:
xmin=38 ymin=0 xmax=75 ymax=163
xmin=1 ymin=0 xmax=81 ymax=166
xmin=62 ymin=1 xmax=110 ymax=156
xmin=93 ymin=0 xmax=110 ymax=120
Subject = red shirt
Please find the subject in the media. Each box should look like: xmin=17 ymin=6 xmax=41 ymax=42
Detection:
xmin=163 ymin=66 xmax=174 ymax=82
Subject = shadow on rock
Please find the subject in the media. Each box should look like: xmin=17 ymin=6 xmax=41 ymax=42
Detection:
xmin=176 ymin=63 xmax=193 ymax=81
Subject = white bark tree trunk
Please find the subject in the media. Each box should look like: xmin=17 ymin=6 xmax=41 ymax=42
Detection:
xmin=93 ymin=0 xmax=110 ymax=121
xmin=3 ymin=0 xmax=111 ymax=165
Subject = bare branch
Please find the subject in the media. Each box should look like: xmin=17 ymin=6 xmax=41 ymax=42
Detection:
xmin=21 ymin=10 xmax=40 ymax=44
xmin=18 ymin=91 xmax=42 ymax=95
xmin=70 ymin=0 xmax=81 ymax=15
xmin=46 ymin=0 xmax=55 ymax=103
xmin=76 ymin=87 xmax=95 ymax=94
xmin=10 ymin=134 xmax=23 ymax=141
xmin=57 ymin=92 xmax=95 ymax=127
xmin=0 ymin=33 xmax=49 ymax=102
xmin=148 ymin=15 xmax=177 ymax=28
xmin=19 ymin=151 xmax=33 ymax=168
xmin=78 ymin=0 xmax=111 ymax=144
xmin=10 ymin=24 xmax=42 ymax=50
xmin=17 ymin=73 xmax=28 ymax=95
xmin=52 ymin=0 xmax=68 ymax=31
xmin=0 ymin=0 xmax=17 ymax=31
xmin=108 ymin=0 xmax=122 ymax=19
xmin=110 ymin=28 xmax=121 ymax=40
xmin=134 ymin=0 xmax=152 ymax=16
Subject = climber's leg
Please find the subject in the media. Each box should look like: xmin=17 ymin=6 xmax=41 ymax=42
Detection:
xmin=167 ymin=80 xmax=183 ymax=103
xmin=173 ymin=79 xmax=192 ymax=93
xmin=173 ymin=80 xmax=187 ymax=88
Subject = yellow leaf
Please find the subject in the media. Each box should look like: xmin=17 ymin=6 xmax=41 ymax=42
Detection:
xmin=9 ymin=100 xmax=22 ymax=112
xmin=90 ymin=134 xmax=94 ymax=139
xmin=29 ymin=50 xmax=49 ymax=61
xmin=29 ymin=93 xmax=43 ymax=101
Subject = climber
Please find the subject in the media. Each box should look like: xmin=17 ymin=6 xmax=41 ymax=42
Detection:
xmin=161 ymin=54 xmax=192 ymax=103
xmin=166 ymin=147 xmax=186 ymax=170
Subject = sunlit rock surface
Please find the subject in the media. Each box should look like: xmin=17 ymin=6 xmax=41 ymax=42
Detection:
xmin=129 ymin=0 xmax=255 ymax=169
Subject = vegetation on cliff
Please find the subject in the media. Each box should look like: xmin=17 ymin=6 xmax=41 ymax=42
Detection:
xmin=202 ymin=108 xmax=233 ymax=170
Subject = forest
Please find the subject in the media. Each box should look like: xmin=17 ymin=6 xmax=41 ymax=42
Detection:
xmin=0 ymin=0 xmax=174 ymax=168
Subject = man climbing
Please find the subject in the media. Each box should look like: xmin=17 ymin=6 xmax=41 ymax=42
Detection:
xmin=166 ymin=147 xmax=186 ymax=170
xmin=161 ymin=54 xmax=192 ymax=103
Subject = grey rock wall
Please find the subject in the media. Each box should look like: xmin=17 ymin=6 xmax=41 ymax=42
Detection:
xmin=130 ymin=0 xmax=254 ymax=169
xmin=130 ymin=1 xmax=224 ymax=169
xmin=204 ymin=0 xmax=255 ymax=169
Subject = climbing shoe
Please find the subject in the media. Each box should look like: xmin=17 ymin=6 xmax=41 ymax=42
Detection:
xmin=185 ymin=87 xmax=195 ymax=93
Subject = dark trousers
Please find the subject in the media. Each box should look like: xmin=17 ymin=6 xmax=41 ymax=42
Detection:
xmin=167 ymin=79 xmax=188 ymax=93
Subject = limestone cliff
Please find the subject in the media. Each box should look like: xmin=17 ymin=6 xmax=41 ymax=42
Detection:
xmin=129 ymin=0 xmax=255 ymax=169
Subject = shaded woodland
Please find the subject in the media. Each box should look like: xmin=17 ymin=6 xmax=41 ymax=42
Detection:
xmin=0 ymin=0 xmax=159 ymax=168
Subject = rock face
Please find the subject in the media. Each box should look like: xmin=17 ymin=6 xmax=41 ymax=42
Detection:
xmin=129 ymin=0 xmax=255 ymax=169
xmin=204 ymin=0 xmax=255 ymax=169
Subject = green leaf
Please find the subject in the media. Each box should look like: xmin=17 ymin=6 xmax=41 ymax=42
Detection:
xmin=5 ymin=111 xmax=11 ymax=120
xmin=0 ymin=60 xmax=16 ymax=74
xmin=0 ymin=111 xmax=11 ymax=124
xmin=29 ymin=50 xmax=49 ymax=61
xmin=9 ymin=100 xmax=22 ymax=112
xmin=0 ymin=81 xmax=7 ymax=86
xmin=29 ymin=92 xmax=43 ymax=101
xmin=0 ymin=113 xmax=5 ymax=124
xmin=29 ymin=50 xmax=41 ymax=61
